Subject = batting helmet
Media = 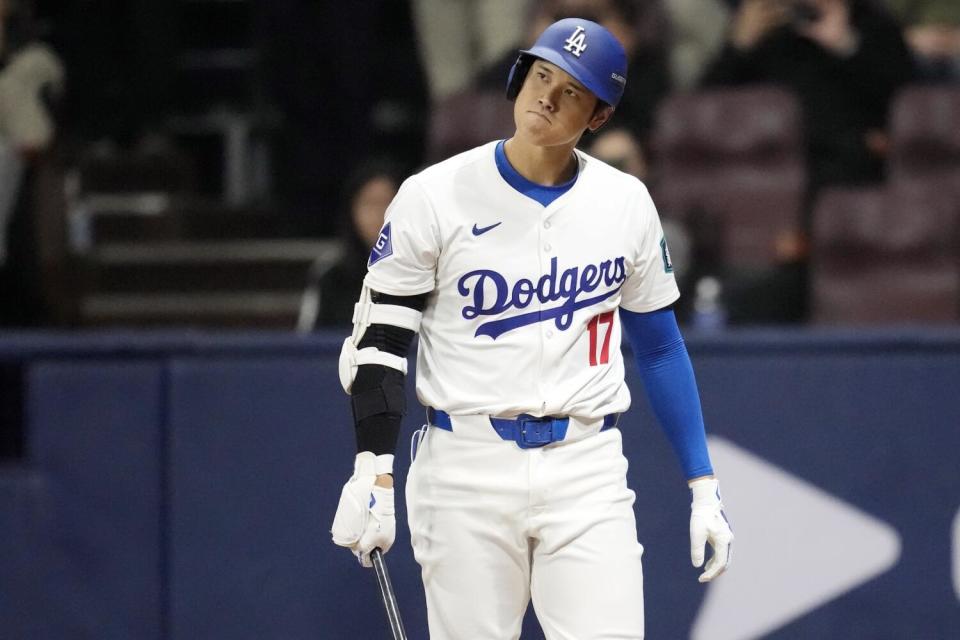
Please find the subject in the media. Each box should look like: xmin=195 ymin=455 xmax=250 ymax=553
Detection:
xmin=506 ymin=18 xmax=628 ymax=108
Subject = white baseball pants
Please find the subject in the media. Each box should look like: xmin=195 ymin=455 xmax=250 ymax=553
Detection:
xmin=406 ymin=421 xmax=645 ymax=639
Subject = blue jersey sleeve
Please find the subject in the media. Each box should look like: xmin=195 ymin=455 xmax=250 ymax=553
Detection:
xmin=620 ymin=307 xmax=714 ymax=480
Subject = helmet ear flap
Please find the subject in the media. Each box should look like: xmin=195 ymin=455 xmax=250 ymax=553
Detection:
xmin=505 ymin=55 xmax=534 ymax=101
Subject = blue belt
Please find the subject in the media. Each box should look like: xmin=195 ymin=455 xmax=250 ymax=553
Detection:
xmin=427 ymin=408 xmax=619 ymax=449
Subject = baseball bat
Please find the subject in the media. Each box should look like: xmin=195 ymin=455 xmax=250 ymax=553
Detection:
xmin=371 ymin=547 xmax=408 ymax=640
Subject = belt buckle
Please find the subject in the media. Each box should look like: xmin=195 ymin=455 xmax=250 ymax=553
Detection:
xmin=516 ymin=415 xmax=553 ymax=448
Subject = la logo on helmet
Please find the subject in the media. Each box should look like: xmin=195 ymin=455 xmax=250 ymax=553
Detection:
xmin=563 ymin=26 xmax=587 ymax=57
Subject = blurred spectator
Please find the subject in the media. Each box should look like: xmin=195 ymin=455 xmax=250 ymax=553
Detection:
xmin=0 ymin=42 xmax=62 ymax=259
xmin=263 ymin=1 xmax=427 ymax=237
xmin=584 ymin=126 xmax=696 ymax=319
xmin=664 ymin=0 xmax=731 ymax=89
xmin=306 ymin=160 xmax=402 ymax=329
xmin=701 ymin=0 xmax=914 ymax=192
xmin=585 ymin=126 xmax=648 ymax=180
xmin=886 ymin=0 xmax=960 ymax=82
xmin=472 ymin=3 xmax=552 ymax=89
xmin=413 ymin=0 xmax=534 ymax=100
xmin=42 ymin=0 xmax=175 ymax=144
xmin=0 ymin=0 xmax=64 ymax=326
xmin=474 ymin=0 xmax=671 ymax=143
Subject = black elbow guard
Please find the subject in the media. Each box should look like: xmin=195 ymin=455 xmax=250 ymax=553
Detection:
xmin=348 ymin=289 xmax=426 ymax=455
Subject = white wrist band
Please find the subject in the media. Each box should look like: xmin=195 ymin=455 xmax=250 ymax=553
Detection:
xmin=374 ymin=453 xmax=394 ymax=476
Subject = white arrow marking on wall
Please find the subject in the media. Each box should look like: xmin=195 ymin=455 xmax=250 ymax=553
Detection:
xmin=953 ymin=506 xmax=960 ymax=602
xmin=691 ymin=437 xmax=902 ymax=640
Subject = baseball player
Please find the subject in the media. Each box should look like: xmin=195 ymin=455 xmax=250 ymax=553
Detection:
xmin=331 ymin=18 xmax=733 ymax=639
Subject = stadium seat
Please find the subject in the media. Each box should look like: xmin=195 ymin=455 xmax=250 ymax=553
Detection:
xmin=888 ymin=85 xmax=960 ymax=187
xmin=426 ymin=89 xmax=515 ymax=163
xmin=810 ymin=183 xmax=960 ymax=324
xmin=651 ymin=87 xmax=806 ymax=270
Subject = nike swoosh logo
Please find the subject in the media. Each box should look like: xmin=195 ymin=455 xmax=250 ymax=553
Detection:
xmin=472 ymin=222 xmax=502 ymax=236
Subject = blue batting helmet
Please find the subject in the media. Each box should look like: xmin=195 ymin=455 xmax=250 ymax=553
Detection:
xmin=506 ymin=18 xmax=628 ymax=107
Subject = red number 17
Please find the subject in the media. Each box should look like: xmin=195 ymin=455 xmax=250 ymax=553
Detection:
xmin=587 ymin=310 xmax=615 ymax=366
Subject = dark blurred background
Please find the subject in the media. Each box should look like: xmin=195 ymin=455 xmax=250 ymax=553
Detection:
xmin=0 ymin=2 xmax=959 ymax=639
xmin=0 ymin=0 xmax=955 ymax=332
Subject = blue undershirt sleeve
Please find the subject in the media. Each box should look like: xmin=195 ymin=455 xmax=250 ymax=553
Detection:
xmin=620 ymin=307 xmax=714 ymax=480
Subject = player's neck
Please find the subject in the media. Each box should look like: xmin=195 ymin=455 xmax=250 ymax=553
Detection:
xmin=503 ymin=137 xmax=579 ymax=186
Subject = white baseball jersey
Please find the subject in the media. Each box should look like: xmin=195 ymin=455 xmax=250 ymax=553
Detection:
xmin=364 ymin=140 xmax=679 ymax=419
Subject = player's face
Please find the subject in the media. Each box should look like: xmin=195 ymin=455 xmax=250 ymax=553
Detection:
xmin=513 ymin=60 xmax=613 ymax=148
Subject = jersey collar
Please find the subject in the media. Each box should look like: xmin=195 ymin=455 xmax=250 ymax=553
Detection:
xmin=494 ymin=140 xmax=579 ymax=208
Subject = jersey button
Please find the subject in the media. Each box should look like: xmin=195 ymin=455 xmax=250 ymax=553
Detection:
xmin=545 ymin=330 xmax=554 ymax=338
xmin=544 ymin=243 xmax=552 ymax=252
xmin=543 ymin=221 xmax=551 ymax=229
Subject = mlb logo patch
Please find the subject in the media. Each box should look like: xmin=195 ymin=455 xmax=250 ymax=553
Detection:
xmin=368 ymin=222 xmax=394 ymax=266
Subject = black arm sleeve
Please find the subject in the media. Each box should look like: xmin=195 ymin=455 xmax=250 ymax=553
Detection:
xmin=350 ymin=290 xmax=428 ymax=458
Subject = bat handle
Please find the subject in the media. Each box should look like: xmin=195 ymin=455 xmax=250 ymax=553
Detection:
xmin=371 ymin=548 xmax=408 ymax=640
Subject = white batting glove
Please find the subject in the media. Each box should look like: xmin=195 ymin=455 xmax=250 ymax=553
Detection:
xmin=331 ymin=452 xmax=396 ymax=568
xmin=689 ymin=477 xmax=733 ymax=583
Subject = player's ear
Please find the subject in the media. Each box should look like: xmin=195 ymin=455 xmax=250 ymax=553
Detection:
xmin=587 ymin=104 xmax=614 ymax=133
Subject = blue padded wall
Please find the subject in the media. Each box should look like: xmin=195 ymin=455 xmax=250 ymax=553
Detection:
xmin=0 ymin=331 xmax=957 ymax=639
xmin=166 ymin=355 xmax=428 ymax=640
xmin=26 ymin=360 xmax=164 ymax=640
xmin=690 ymin=347 xmax=960 ymax=639
xmin=0 ymin=467 xmax=54 ymax=639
